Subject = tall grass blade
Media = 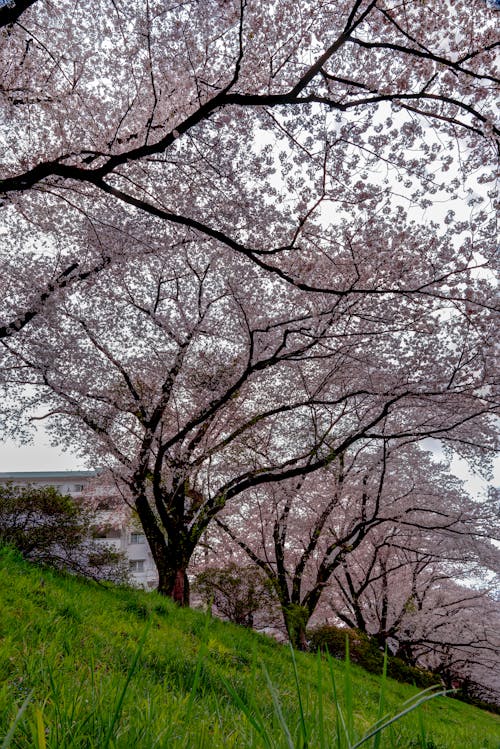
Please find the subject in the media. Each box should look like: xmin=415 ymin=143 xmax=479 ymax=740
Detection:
xmin=351 ymin=688 xmax=451 ymax=748
xmin=326 ymin=650 xmax=349 ymax=747
xmin=372 ymin=648 xmax=388 ymax=749
xmin=289 ymin=644 xmax=308 ymax=748
xmin=344 ymin=634 xmax=354 ymax=745
xmin=417 ymin=706 xmax=427 ymax=748
xmin=219 ymin=672 xmax=274 ymax=749
xmin=46 ymin=663 xmax=61 ymax=746
xmin=261 ymin=662 xmax=294 ymax=749
xmin=102 ymin=619 xmax=151 ymax=749
xmin=1 ymin=690 xmax=34 ymax=749
xmin=316 ymin=649 xmax=326 ymax=749
xmin=34 ymin=708 xmax=47 ymax=749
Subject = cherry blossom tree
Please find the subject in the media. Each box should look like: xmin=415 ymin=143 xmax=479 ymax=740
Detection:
xmin=0 ymin=1 xmax=498 ymax=607
xmin=4 ymin=236 xmax=496 ymax=604
xmin=328 ymin=522 xmax=500 ymax=702
xmin=330 ymin=525 xmax=498 ymax=638
xmin=406 ymin=582 xmax=500 ymax=705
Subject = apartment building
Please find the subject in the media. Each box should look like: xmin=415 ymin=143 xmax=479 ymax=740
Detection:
xmin=0 ymin=470 xmax=158 ymax=588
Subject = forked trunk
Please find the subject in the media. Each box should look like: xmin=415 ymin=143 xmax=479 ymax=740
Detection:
xmin=134 ymin=491 xmax=192 ymax=606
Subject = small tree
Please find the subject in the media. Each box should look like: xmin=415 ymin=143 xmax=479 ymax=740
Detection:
xmin=0 ymin=482 xmax=129 ymax=583
xmin=193 ymin=562 xmax=277 ymax=629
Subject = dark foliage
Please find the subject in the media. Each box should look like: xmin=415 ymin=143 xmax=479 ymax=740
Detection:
xmin=0 ymin=482 xmax=128 ymax=583
xmin=193 ymin=563 xmax=277 ymax=628
xmin=308 ymin=625 xmax=437 ymax=689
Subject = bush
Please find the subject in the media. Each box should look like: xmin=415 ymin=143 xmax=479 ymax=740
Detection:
xmin=193 ymin=563 xmax=276 ymax=627
xmin=0 ymin=482 xmax=129 ymax=583
xmin=308 ymin=626 xmax=437 ymax=689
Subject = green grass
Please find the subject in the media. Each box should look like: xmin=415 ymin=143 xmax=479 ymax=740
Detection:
xmin=0 ymin=546 xmax=498 ymax=748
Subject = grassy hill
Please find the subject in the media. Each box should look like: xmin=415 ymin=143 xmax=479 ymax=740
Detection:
xmin=0 ymin=546 xmax=498 ymax=749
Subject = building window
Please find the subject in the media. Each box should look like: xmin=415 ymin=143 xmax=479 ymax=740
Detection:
xmin=129 ymin=559 xmax=145 ymax=573
xmin=130 ymin=532 xmax=146 ymax=544
xmin=73 ymin=484 xmax=84 ymax=493
xmin=93 ymin=527 xmax=121 ymax=540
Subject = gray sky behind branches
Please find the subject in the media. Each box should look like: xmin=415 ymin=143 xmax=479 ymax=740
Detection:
xmin=0 ymin=428 xmax=497 ymax=500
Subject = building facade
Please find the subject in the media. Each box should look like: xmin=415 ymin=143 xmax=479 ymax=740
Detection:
xmin=0 ymin=470 xmax=158 ymax=588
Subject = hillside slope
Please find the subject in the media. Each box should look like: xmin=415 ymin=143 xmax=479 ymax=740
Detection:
xmin=0 ymin=547 xmax=498 ymax=748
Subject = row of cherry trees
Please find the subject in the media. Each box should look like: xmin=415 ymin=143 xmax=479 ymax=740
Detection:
xmin=198 ymin=442 xmax=499 ymax=699
xmin=0 ymin=0 xmax=498 ymax=692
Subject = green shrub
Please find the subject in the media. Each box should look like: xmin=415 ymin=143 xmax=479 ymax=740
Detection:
xmin=308 ymin=626 xmax=437 ymax=689
xmin=387 ymin=655 xmax=437 ymax=689
xmin=193 ymin=562 xmax=276 ymax=627
xmin=0 ymin=482 xmax=129 ymax=583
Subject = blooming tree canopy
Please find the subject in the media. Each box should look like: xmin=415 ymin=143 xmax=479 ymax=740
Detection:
xmin=0 ymin=0 xmax=498 ymax=332
xmin=0 ymin=1 xmax=498 ymax=606
xmin=329 ymin=523 xmax=500 ymax=701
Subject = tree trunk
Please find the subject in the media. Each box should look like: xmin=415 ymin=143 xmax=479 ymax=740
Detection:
xmin=133 ymin=489 xmax=193 ymax=605
xmin=172 ymin=567 xmax=190 ymax=606
xmin=283 ymin=604 xmax=310 ymax=651
xmin=157 ymin=562 xmax=190 ymax=605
